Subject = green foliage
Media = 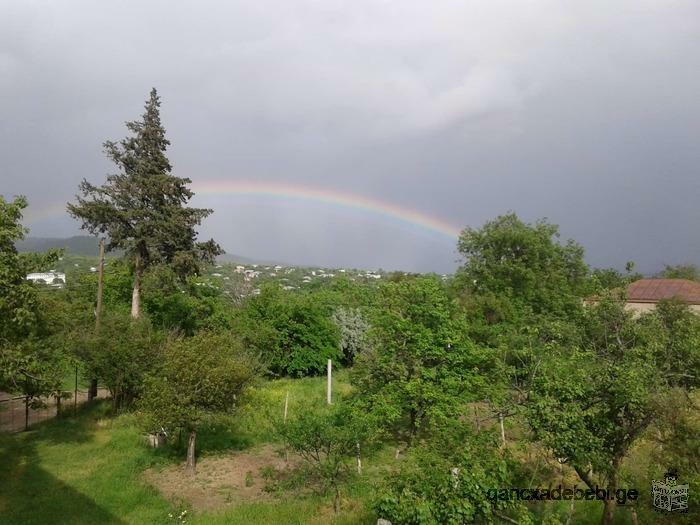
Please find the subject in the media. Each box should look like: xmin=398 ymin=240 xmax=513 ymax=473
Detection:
xmin=67 ymin=89 xmax=222 ymax=316
xmin=589 ymin=265 xmax=642 ymax=292
xmin=0 ymin=195 xmax=65 ymax=399
xmin=374 ymin=425 xmax=530 ymax=525
xmin=652 ymin=298 xmax=700 ymax=389
xmin=278 ymin=404 xmax=382 ymax=513
xmin=353 ymin=276 xmax=489 ymax=441
xmin=0 ymin=340 xmax=65 ymax=410
xmin=456 ymin=213 xmax=589 ymax=320
xmin=72 ymin=312 xmax=163 ymax=409
xmin=527 ymin=295 xmax=700 ymax=524
xmin=0 ymin=195 xmax=59 ymax=343
xmin=236 ymin=285 xmax=341 ymax=377
xmin=140 ymin=330 xmax=260 ymax=435
xmin=141 ymin=265 xmax=235 ymax=334
xmin=659 ymin=263 xmax=700 ymax=281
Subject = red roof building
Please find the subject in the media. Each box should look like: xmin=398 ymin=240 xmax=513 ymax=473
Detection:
xmin=626 ymin=279 xmax=700 ymax=305
xmin=620 ymin=279 xmax=700 ymax=314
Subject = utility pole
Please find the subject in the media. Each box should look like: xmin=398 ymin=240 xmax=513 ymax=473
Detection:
xmin=88 ymin=238 xmax=105 ymax=401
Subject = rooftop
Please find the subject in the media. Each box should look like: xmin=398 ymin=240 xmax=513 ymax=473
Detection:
xmin=627 ymin=279 xmax=700 ymax=304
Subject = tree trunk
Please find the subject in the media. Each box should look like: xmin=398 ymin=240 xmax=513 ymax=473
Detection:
xmin=630 ymin=507 xmax=638 ymax=525
xmin=333 ymin=484 xmax=340 ymax=514
xmin=88 ymin=379 xmax=98 ymax=401
xmin=186 ymin=430 xmax=197 ymax=475
xmin=131 ymin=256 xmax=142 ymax=319
xmin=24 ymin=396 xmax=29 ymax=431
xmin=601 ymin=458 xmax=621 ymax=525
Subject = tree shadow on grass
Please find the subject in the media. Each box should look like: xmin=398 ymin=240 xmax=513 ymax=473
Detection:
xmin=8 ymin=398 xmax=121 ymax=451
xmin=0 ymin=432 xmax=126 ymax=525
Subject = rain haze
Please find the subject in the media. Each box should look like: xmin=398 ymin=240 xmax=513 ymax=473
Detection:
xmin=1 ymin=1 xmax=699 ymax=273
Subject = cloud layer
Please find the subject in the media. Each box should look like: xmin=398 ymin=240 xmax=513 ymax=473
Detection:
xmin=2 ymin=1 xmax=699 ymax=272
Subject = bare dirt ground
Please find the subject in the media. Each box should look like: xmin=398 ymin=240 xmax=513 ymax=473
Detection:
xmin=143 ymin=444 xmax=300 ymax=512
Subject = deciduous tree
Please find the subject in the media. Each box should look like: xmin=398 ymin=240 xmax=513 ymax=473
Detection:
xmin=140 ymin=331 xmax=260 ymax=473
xmin=353 ymin=276 xmax=489 ymax=443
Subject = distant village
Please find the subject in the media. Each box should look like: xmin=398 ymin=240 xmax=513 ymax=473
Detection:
xmin=25 ymin=254 xmax=399 ymax=299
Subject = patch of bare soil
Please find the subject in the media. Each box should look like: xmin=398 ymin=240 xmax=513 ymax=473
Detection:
xmin=143 ymin=445 xmax=299 ymax=512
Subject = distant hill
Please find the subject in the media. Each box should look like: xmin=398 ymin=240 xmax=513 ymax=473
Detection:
xmin=16 ymin=236 xmax=282 ymax=266
xmin=16 ymin=236 xmax=101 ymax=256
xmin=217 ymin=252 xmax=288 ymax=267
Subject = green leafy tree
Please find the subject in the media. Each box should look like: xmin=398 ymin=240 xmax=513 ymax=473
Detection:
xmin=72 ymin=312 xmax=163 ymax=409
xmin=0 ymin=196 xmax=58 ymax=342
xmin=658 ymin=263 xmax=700 ymax=281
xmin=141 ymin=265 xmax=235 ymax=335
xmin=0 ymin=341 xmax=65 ymax=430
xmin=0 ymin=196 xmax=64 ymax=417
xmin=353 ymin=276 xmax=489 ymax=443
xmin=140 ymin=331 xmax=260 ymax=473
xmin=236 ymin=286 xmax=340 ymax=377
xmin=527 ymin=296 xmax=700 ymax=525
xmin=67 ymin=89 xmax=222 ymax=318
xmin=456 ymin=213 xmax=589 ymax=321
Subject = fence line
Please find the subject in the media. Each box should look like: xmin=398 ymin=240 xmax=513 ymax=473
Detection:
xmin=0 ymin=388 xmax=110 ymax=433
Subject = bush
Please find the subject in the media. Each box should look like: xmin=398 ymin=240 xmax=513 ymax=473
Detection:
xmin=374 ymin=426 xmax=530 ymax=524
xmin=278 ymin=404 xmax=382 ymax=513
xmin=236 ymin=286 xmax=341 ymax=377
xmin=72 ymin=312 xmax=163 ymax=409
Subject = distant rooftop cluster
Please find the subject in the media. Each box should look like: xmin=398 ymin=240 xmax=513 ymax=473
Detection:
xmin=26 ymin=271 xmax=66 ymax=288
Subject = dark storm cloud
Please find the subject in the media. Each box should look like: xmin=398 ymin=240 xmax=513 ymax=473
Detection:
xmin=1 ymin=1 xmax=699 ymax=272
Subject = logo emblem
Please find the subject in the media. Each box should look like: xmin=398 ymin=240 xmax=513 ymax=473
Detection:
xmin=652 ymin=470 xmax=689 ymax=513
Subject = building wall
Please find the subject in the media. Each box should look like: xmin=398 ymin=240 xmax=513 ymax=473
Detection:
xmin=625 ymin=302 xmax=700 ymax=315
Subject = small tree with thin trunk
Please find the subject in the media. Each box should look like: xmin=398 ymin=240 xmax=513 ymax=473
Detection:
xmin=67 ymin=88 xmax=222 ymax=319
xmin=278 ymin=404 xmax=381 ymax=514
xmin=140 ymin=331 xmax=260 ymax=474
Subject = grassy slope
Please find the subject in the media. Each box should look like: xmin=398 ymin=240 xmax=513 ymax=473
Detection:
xmin=0 ymin=371 xmax=377 ymax=525
xmin=3 ymin=369 xmax=678 ymax=524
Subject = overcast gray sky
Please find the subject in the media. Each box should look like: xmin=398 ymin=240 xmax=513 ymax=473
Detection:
xmin=2 ymin=1 xmax=699 ymax=273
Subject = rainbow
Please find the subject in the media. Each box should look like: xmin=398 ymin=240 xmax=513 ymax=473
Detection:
xmin=23 ymin=180 xmax=462 ymax=241
xmin=191 ymin=180 xmax=461 ymax=241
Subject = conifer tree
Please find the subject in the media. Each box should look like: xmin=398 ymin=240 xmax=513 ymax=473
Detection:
xmin=68 ymin=89 xmax=222 ymax=318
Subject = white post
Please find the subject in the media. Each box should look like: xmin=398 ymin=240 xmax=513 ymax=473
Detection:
xmin=356 ymin=442 xmax=362 ymax=475
xmin=327 ymin=359 xmax=332 ymax=405
xmin=499 ymin=412 xmax=506 ymax=446
xmin=284 ymin=391 xmax=290 ymax=463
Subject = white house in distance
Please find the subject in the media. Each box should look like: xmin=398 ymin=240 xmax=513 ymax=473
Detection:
xmin=26 ymin=271 xmax=66 ymax=288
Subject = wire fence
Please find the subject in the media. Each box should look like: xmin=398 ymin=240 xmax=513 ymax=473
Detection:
xmin=0 ymin=388 xmax=110 ymax=433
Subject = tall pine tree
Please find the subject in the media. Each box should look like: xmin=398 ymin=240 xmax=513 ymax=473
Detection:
xmin=68 ymin=89 xmax=222 ymax=318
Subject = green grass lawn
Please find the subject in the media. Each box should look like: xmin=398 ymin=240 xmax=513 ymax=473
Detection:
xmin=0 ymin=371 xmax=378 ymax=525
